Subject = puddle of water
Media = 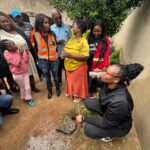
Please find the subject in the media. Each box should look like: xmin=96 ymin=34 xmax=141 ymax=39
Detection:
xmin=25 ymin=129 xmax=73 ymax=150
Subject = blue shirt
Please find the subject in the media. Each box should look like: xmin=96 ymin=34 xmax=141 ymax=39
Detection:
xmin=51 ymin=23 xmax=71 ymax=56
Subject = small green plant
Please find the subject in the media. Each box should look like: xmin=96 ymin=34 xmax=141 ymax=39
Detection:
xmin=66 ymin=107 xmax=78 ymax=118
xmin=110 ymin=49 xmax=120 ymax=65
xmin=85 ymin=109 xmax=92 ymax=115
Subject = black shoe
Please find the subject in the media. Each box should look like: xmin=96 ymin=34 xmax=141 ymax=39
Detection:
xmin=48 ymin=90 xmax=52 ymax=99
xmin=6 ymin=90 xmax=12 ymax=95
xmin=56 ymin=88 xmax=61 ymax=97
xmin=10 ymin=88 xmax=20 ymax=93
xmin=1 ymin=108 xmax=20 ymax=116
xmin=31 ymin=87 xmax=40 ymax=93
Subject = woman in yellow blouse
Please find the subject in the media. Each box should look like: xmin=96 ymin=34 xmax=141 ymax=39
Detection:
xmin=62 ymin=20 xmax=89 ymax=102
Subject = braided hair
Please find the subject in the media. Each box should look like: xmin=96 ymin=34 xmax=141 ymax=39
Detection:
xmin=117 ymin=63 xmax=144 ymax=86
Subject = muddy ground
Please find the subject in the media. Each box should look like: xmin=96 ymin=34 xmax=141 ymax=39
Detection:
xmin=0 ymin=75 xmax=141 ymax=150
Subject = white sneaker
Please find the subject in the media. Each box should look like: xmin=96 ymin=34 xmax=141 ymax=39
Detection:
xmin=100 ymin=137 xmax=113 ymax=142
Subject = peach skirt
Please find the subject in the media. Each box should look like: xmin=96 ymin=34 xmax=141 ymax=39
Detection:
xmin=66 ymin=63 xmax=88 ymax=99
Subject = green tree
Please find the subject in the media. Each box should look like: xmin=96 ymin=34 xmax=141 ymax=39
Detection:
xmin=49 ymin=0 xmax=143 ymax=36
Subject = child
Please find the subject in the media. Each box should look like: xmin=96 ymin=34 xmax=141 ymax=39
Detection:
xmin=87 ymin=19 xmax=110 ymax=97
xmin=2 ymin=40 xmax=35 ymax=107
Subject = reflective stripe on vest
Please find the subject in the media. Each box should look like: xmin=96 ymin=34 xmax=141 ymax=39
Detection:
xmin=34 ymin=32 xmax=58 ymax=61
xmin=93 ymin=58 xmax=103 ymax=62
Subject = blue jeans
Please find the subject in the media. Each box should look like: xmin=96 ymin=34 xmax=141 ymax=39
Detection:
xmin=0 ymin=94 xmax=13 ymax=126
xmin=38 ymin=59 xmax=59 ymax=91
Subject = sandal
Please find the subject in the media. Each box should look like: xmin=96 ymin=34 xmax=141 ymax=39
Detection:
xmin=73 ymin=98 xmax=81 ymax=103
xmin=26 ymin=99 xmax=35 ymax=107
xmin=1 ymin=108 xmax=20 ymax=116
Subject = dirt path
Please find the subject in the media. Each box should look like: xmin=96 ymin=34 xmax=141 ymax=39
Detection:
xmin=0 ymin=76 xmax=141 ymax=150
xmin=0 ymin=77 xmax=76 ymax=150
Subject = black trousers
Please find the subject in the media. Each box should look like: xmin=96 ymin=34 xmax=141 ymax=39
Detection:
xmin=84 ymin=98 xmax=130 ymax=139
xmin=88 ymin=78 xmax=98 ymax=94
xmin=58 ymin=57 xmax=65 ymax=84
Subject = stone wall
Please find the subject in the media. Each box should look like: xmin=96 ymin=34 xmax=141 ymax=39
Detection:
xmin=113 ymin=1 xmax=150 ymax=150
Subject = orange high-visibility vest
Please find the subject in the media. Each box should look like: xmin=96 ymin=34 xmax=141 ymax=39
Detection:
xmin=31 ymin=31 xmax=58 ymax=61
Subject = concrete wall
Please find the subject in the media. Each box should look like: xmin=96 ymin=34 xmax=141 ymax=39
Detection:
xmin=113 ymin=1 xmax=150 ymax=150
xmin=0 ymin=0 xmax=53 ymax=16
xmin=0 ymin=0 xmax=71 ymax=24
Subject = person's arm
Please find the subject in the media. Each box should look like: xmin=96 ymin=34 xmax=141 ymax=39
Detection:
xmin=4 ymin=52 xmax=22 ymax=67
xmin=84 ymin=101 xmax=126 ymax=128
xmin=62 ymin=39 xmax=89 ymax=61
xmin=30 ymin=30 xmax=38 ymax=59
xmin=57 ymin=40 xmax=65 ymax=45
xmin=62 ymin=51 xmax=89 ymax=61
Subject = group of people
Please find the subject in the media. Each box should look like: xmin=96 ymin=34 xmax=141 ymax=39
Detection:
xmin=0 ymin=8 xmax=144 ymax=142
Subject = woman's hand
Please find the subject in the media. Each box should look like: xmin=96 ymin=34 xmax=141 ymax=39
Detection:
xmin=94 ymin=68 xmax=102 ymax=72
xmin=19 ymin=45 xmax=29 ymax=56
xmin=24 ymin=47 xmax=29 ymax=54
xmin=57 ymin=39 xmax=65 ymax=45
xmin=61 ymin=50 xmax=71 ymax=58
xmin=76 ymin=115 xmax=83 ymax=124
xmin=19 ymin=47 xmax=24 ymax=56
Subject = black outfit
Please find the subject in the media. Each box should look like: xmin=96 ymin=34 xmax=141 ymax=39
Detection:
xmin=87 ymin=38 xmax=100 ymax=73
xmin=84 ymin=80 xmax=133 ymax=139
xmin=0 ymin=48 xmax=10 ymax=78
xmin=87 ymin=37 xmax=104 ymax=94
xmin=58 ymin=57 xmax=64 ymax=84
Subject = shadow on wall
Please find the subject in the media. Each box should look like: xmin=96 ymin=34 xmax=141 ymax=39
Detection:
xmin=124 ymin=3 xmax=150 ymax=61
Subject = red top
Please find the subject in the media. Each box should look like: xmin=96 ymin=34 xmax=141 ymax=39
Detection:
xmin=91 ymin=36 xmax=110 ymax=71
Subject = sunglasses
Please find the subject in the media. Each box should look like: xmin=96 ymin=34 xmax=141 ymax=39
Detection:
xmin=55 ymin=16 xmax=62 ymax=20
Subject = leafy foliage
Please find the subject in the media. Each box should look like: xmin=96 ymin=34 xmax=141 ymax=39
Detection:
xmin=49 ymin=0 xmax=143 ymax=36
xmin=110 ymin=49 xmax=120 ymax=65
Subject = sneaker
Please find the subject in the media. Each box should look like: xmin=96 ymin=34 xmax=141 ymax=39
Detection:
xmin=100 ymin=137 xmax=113 ymax=142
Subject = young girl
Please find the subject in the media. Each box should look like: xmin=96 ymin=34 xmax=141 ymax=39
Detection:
xmin=3 ymin=40 xmax=35 ymax=107
xmin=87 ymin=19 xmax=110 ymax=97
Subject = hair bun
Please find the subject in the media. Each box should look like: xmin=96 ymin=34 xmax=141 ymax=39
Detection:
xmin=126 ymin=63 xmax=144 ymax=81
xmin=76 ymin=20 xmax=88 ymax=34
